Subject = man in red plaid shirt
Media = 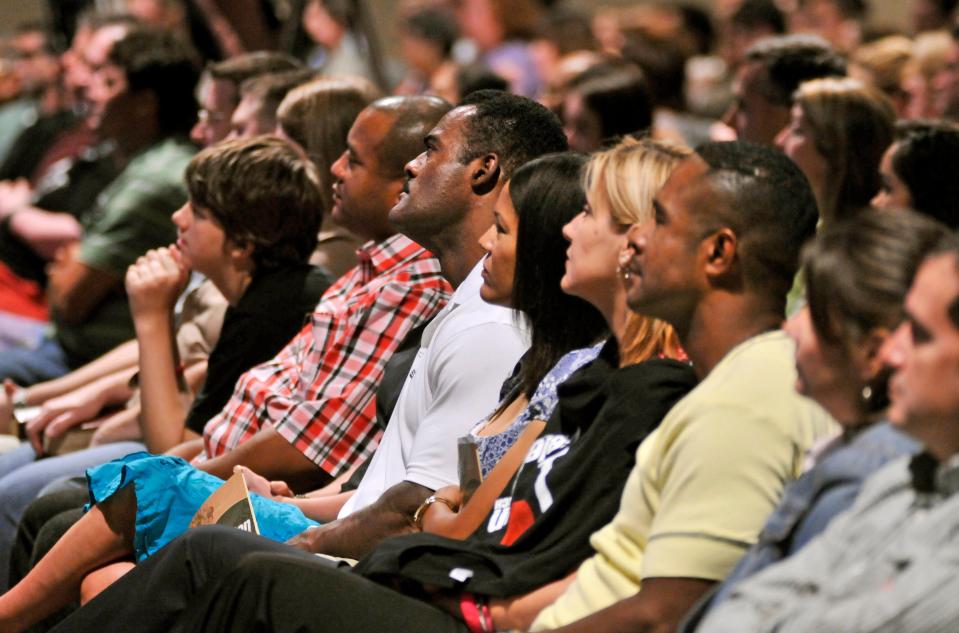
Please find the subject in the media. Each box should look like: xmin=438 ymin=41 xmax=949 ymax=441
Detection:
xmin=182 ymin=96 xmax=457 ymax=491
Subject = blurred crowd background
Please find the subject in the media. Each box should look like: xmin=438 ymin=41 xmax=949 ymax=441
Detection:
xmin=0 ymin=0 xmax=934 ymax=123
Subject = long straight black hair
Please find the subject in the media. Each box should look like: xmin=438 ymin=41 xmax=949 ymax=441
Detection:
xmin=507 ymin=152 xmax=609 ymax=403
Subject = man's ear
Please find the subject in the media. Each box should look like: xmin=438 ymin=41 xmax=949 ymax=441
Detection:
xmin=702 ymin=227 xmax=737 ymax=278
xmin=471 ymin=153 xmax=501 ymax=196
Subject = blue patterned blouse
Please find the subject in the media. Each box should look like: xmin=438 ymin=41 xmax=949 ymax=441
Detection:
xmin=470 ymin=343 xmax=604 ymax=476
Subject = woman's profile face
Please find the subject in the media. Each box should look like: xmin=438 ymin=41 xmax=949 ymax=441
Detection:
xmin=784 ymin=305 xmax=863 ymax=425
xmin=872 ymin=143 xmax=913 ymax=209
xmin=478 ymin=183 xmax=519 ymax=306
xmin=560 ymin=182 xmax=627 ymax=310
xmin=775 ymin=104 xmax=828 ymax=198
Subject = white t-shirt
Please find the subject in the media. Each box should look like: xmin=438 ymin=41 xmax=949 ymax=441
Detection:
xmin=339 ymin=263 xmax=529 ymax=517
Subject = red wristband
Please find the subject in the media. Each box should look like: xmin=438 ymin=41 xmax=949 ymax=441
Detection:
xmin=460 ymin=593 xmax=484 ymax=633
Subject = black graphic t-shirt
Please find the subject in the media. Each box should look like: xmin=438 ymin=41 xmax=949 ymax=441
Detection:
xmin=355 ymin=338 xmax=697 ymax=597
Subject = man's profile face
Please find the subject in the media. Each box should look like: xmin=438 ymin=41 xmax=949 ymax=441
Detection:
xmin=191 ymin=77 xmax=236 ymax=147
xmin=86 ymin=59 xmax=132 ymax=139
xmin=623 ymin=156 xmax=708 ymax=326
xmin=883 ymin=253 xmax=959 ymax=444
xmin=723 ymin=62 xmax=790 ymax=146
xmin=227 ymin=94 xmax=271 ymax=139
xmin=389 ymin=107 xmax=475 ymax=246
xmin=329 ymin=108 xmax=401 ymax=240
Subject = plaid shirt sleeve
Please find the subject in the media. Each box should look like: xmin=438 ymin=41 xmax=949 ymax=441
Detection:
xmin=196 ymin=261 xmax=450 ymax=477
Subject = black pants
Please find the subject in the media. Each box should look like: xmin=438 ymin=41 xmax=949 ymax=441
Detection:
xmin=9 ymin=486 xmax=87 ymax=589
xmin=10 ymin=486 xmax=87 ymax=633
xmin=50 ymin=526 xmax=469 ymax=633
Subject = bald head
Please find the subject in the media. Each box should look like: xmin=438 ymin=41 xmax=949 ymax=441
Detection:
xmin=368 ymin=95 xmax=452 ymax=178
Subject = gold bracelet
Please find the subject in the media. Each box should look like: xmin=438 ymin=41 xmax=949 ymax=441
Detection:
xmin=411 ymin=495 xmax=456 ymax=530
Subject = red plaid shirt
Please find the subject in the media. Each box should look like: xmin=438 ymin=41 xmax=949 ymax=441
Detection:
xmin=194 ymin=235 xmax=451 ymax=477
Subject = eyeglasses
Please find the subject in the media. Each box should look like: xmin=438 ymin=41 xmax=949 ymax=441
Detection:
xmin=196 ymin=109 xmax=230 ymax=124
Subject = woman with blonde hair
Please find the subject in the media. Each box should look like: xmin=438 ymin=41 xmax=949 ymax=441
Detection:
xmin=276 ymin=76 xmax=381 ymax=277
xmin=904 ymin=30 xmax=955 ymax=119
xmin=850 ymin=35 xmax=913 ymax=116
xmin=15 ymin=136 xmax=699 ymax=633
xmin=776 ymin=77 xmax=895 ymax=225
xmin=571 ymin=135 xmax=686 ymax=365
xmin=346 ymin=137 xmax=697 ymax=633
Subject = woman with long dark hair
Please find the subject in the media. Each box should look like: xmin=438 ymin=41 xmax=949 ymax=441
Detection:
xmin=0 ymin=152 xmax=608 ymax=632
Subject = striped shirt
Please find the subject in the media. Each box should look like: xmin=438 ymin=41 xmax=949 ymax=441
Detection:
xmin=194 ymin=234 xmax=451 ymax=477
xmin=698 ymin=452 xmax=959 ymax=633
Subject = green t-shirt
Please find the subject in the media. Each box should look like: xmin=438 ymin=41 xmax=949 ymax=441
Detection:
xmin=55 ymin=136 xmax=195 ymax=364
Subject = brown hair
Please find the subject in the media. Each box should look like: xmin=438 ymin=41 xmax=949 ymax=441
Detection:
xmin=804 ymin=208 xmax=948 ymax=348
xmin=277 ymin=76 xmax=382 ymax=215
xmin=207 ymin=51 xmax=303 ymax=85
xmin=185 ymin=135 xmax=323 ymax=270
xmin=794 ymin=77 xmax=895 ymax=223
xmin=584 ymin=136 xmax=691 ymax=365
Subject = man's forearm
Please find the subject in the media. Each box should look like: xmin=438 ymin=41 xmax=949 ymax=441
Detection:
xmin=197 ymin=426 xmax=332 ymax=493
xmin=25 ymin=339 xmax=139 ymax=404
xmin=8 ymin=207 xmax=82 ymax=260
xmin=541 ymin=578 xmax=715 ymax=633
xmin=135 ymin=312 xmax=189 ymax=454
xmin=300 ymin=480 xmax=432 ymax=560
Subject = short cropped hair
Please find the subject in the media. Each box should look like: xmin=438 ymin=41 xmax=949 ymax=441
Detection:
xmin=107 ymin=28 xmax=201 ymax=137
xmin=891 ymin=120 xmax=959 ymax=228
xmin=457 ymin=90 xmax=568 ymax=179
xmin=208 ymin=51 xmax=303 ymax=86
xmin=184 ymin=135 xmax=322 ymax=270
xmin=240 ymin=68 xmax=319 ymax=118
xmin=744 ymin=34 xmax=847 ymax=107
xmin=695 ymin=141 xmax=819 ymax=308
xmin=456 ymin=64 xmax=509 ymax=100
xmin=567 ymin=60 xmax=654 ymax=138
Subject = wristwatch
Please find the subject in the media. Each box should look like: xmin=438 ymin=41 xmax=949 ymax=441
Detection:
xmin=412 ymin=495 xmax=456 ymax=530
xmin=10 ymin=386 xmax=27 ymax=408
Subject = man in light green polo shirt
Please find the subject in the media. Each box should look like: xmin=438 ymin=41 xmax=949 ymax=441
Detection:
xmin=0 ymin=28 xmax=199 ymax=385
xmin=531 ymin=141 xmax=837 ymax=632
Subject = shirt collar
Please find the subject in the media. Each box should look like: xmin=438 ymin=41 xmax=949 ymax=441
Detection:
xmin=355 ymin=234 xmax=429 ymax=282
xmin=939 ymin=453 xmax=959 ymax=495
xmin=449 ymin=261 xmax=485 ymax=308
xmin=909 ymin=450 xmax=959 ymax=497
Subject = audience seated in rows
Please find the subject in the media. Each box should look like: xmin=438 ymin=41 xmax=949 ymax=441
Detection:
xmin=6 ymin=2 xmax=959 ymax=632
xmin=682 ymin=208 xmax=945 ymax=631
xmin=0 ymin=28 xmax=199 ymax=385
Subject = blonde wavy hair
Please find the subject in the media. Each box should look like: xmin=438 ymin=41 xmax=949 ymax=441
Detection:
xmin=583 ymin=136 xmax=691 ymax=365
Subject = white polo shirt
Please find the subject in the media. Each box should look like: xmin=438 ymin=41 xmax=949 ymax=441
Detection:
xmin=339 ymin=262 xmax=529 ymax=517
